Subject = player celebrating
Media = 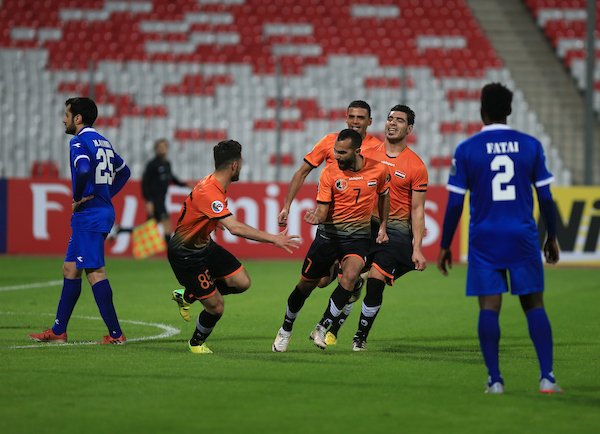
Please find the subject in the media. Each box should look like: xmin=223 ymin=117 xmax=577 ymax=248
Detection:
xmin=29 ymin=97 xmax=131 ymax=344
xmin=437 ymin=83 xmax=562 ymax=394
xmin=169 ymin=140 xmax=300 ymax=354
xmin=344 ymin=105 xmax=428 ymax=351
xmin=272 ymin=129 xmax=390 ymax=352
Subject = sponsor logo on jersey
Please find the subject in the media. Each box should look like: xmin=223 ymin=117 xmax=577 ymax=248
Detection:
xmin=394 ymin=170 xmax=406 ymax=179
xmin=348 ymin=176 xmax=363 ymax=181
xmin=211 ymin=200 xmax=225 ymax=213
xmin=367 ymin=180 xmax=377 ymax=187
xmin=335 ymin=179 xmax=348 ymax=191
xmin=76 ymin=256 xmax=83 ymax=262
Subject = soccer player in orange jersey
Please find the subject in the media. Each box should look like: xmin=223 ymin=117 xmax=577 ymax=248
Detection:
xmin=345 ymin=105 xmax=429 ymax=351
xmin=168 ymin=140 xmax=300 ymax=354
xmin=278 ymin=100 xmax=382 ymax=228
xmin=272 ymin=129 xmax=390 ymax=352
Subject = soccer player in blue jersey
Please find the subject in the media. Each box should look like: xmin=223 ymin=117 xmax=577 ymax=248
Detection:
xmin=29 ymin=97 xmax=131 ymax=344
xmin=437 ymin=83 xmax=562 ymax=394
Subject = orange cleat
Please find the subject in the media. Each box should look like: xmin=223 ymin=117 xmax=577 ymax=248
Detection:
xmin=29 ymin=328 xmax=67 ymax=343
xmin=99 ymin=334 xmax=127 ymax=345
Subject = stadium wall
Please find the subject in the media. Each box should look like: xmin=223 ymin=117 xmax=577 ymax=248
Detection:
xmin=3 ymin=179 xmax=458 ymax=261
xmin=0 ymin=179 xmax=6 ymax=254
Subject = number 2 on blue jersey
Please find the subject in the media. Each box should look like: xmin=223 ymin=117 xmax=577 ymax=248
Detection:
xmin=96 ymin=148 xmax=115 ymax=185
xmin=490 ymin=155 xmax=516 ymax=201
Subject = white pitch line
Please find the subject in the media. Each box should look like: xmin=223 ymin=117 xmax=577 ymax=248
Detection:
xmin=1 ymin=312 xmax=181 ymax=349
xmin=0 ymin=280 xmax=63 ymax=292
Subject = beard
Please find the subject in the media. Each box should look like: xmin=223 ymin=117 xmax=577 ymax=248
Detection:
xmin=65 ymin=122 xmax=76 ymax=135
xmin=337 ymin=158 xmax=353 ymax=170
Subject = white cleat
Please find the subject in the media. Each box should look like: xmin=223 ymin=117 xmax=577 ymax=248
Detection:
xmin=352 ymin=337 xmax=367 ymax=352
xmin=484 ymin=382 xmax=505 ymax=394
xmin=309 ymin=324 xmax=328 ymax=350
xmin=272 ymin=328 xmax=292 ymax=352
xmin=539 ymin=378 xmax=563 ymax=394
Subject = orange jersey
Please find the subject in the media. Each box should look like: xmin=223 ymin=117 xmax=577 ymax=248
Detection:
xmin=317 ymin=156 xmax=390 ymax=237
xmin=362 ymin=143 xmax=428 ymax=232
xmin=171 ymin=174 xmax=232 ymax=248
xmin=304 ymin=133 xmax=382 ymax=168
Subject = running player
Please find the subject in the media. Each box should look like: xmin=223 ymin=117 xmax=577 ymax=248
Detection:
xmin=169 ymin=140 xmax=300 ymax=354
xmin=272 ymin=128 xmax=390 ymax=351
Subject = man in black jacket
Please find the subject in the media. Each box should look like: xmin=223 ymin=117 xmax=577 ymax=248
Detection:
xmin=142 ymin=138 xmax=191 ymax=244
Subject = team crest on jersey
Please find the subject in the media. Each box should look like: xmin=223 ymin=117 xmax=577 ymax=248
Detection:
xmin=335 ymin=179 xmax=348 ymax=191
xmin=211 ymin=200 xmax=225 ymax=213
xmin=367 ymin=180 xmax=377 ymax=187
xmin=394 ymin=170 xmax=406 ymax=179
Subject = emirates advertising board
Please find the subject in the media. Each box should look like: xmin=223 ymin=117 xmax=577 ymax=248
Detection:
xmin=1 ymin=179 xmax=458 ymax=261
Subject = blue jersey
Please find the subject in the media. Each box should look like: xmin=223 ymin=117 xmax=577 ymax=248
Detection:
xmin=447 ymin=124 xmax=554 ymax=268
xmin=69 ymin=127 xmax=126 ymax=233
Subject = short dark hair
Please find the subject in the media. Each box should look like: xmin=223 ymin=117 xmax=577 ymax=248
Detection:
xmin=214 ymin=140 xmax=242 ymax=170
xmin=154 ymin=138 xmax=168 ymax=150
xmin=481 ymin=82 xmax=512 ymax=121
xmin=65 ymin=97 xmax=98 ymax=126
xmin=389 ymin=104 xmax=415 ymax=125
xmin=337 ymin=128 xmax=363 ymax=149
xmin=348 ymin=100 xmax=371 ymax=118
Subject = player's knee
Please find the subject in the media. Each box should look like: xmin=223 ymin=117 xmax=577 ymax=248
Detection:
xmin=236 ymin=274 xmax=251 ymax=292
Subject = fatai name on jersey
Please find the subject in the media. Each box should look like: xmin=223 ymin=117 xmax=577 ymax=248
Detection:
xmin=486 ymin=141 xmax=519 ymax=154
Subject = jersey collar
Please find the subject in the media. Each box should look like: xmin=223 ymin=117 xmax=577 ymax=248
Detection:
xmin=481 ymin=123 xmax=510 ymax=132
xmin=78 ymin=127 xmax=97 ymax=135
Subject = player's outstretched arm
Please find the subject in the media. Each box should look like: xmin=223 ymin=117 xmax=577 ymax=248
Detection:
xmin=438 ymin=191 xmax=465 ymax=276
xmin=411 ymin=191 xmax=427 ymax=270
xmin=220 ymin=215 xmax=301 ymax=253
xmin=279 ymin=162 xmax=314 ymax=227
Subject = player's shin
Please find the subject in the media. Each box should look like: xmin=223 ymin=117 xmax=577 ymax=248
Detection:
xmin=281 ymin=286 xmax=309 ymax=332
xmin=91 ymin=279 xmax=123 ymax=338
xmin=52 ymin=278 xmax=82 ymax=335
xmin=526 ymin=307 xmax=555 ymax=382
xmin=354 ymin=278 xmax=384 ymax=341
xmin=478 ymin=309 xmax=502 ymax=385
xmin=191 ymin=310 xmax=222 ymax=345
xmin=318 ymin=284 xmax=352 ymax=329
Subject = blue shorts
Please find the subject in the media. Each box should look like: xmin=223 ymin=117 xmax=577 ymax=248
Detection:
xmin=64 ymin=231 xmax=107 ymax=270
xmin=466 ymin=258 xmax=544 ymax=297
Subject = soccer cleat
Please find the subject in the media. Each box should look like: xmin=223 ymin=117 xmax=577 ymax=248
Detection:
xmin=272 ymin=328 xmax=292 ymax=352
xmin=352 ymin=337 xmax=367 ymax=351
xmin=484 ymin=382 xmax=504 ymax=394
xmin=99 ymin=334 xmax=127 ymax=345
xmin=325 ymin=332 xmax=337 ymax=346
xmin=539 ymin=378 xmax=563 ymax=394
xmin=28 ymin=329 xmax=67 ymax=343
xmin=188 ymin=341 xmax=213 ymax=354
xmin=309 ymin=324 xmax=328 ymax=349
xmin=172 ymin=289 xmax=191 ymax=322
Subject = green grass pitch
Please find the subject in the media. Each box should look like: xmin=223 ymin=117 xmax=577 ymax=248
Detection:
xmin=1 ymin=256 xmax=599 ymax=434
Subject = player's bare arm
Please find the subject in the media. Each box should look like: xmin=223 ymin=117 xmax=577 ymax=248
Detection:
xmin=544 ymin=238 xmax=560 ymax=264
xmin=411 ymin=190 xmax=427 ymax=271
xmin=376 ymin=191 xmax=390 ymax=244
xmin=304 ymin=202 xmax=329 ymax=225
xmin=279 ymin=162 xmax=314 ymax=227
xmin=72 ymin=195 xmax=95 ymax=212
xmin=220 ymin=215 xmax=301 ymax=253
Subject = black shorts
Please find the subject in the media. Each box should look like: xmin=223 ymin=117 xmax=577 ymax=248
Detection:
xmin=168 ymin=239 xmax=243 ymax=300
xmin=367 ymin=224 xmax=414 ymax=285
xmin=301 ymin=229 xmax=370 ymax=280
xmin=151 ymin=197 xmax=168 ymax=221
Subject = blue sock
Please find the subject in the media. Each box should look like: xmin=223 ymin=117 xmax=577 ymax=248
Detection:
xmin=52 ymin=278 xmax=82 ymax=335
xmin=478 ymin=309 xmax=502 ymax=384
xmin=91 ymin=280 xmax=123 ymax=338
xmin=526 ymin=307 xmax=554 ymax=382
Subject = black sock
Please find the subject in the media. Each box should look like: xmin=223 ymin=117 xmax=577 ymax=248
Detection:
xmin=319 ymin=284 xmax=352 ymax=329
xmin=190 ymin=310 xmax=222 ymax=345
xmin=355 ymin=278 xmax=385 ymax=341
xmin=328 ymin=302 xmax=354 ymax=336
xmin=282 ymin=287 xmax=309 ymax=332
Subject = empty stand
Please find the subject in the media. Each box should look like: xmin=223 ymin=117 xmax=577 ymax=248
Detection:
xmin=0 ymin=0 xmax=569 ymax=184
